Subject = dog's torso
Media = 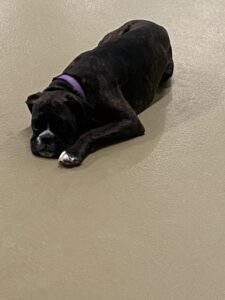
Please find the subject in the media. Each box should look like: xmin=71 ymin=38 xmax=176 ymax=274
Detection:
xmin=62 ymin=20 xmax=172 ymax=118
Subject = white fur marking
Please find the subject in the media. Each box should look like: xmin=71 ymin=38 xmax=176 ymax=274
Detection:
xmin=37 ymin=123 xmax=55 ymax=140
xmin=39 ymin=151 xmax=55 ymax=158
xmin=38 ymin=129 xmax=54 ymax=138
xmin=37 ymin=136 xmax=41 ymax=144
xmin=59 ymin=151 xmax=77 ymax=165
xmin=59 ymin=151 xmax=72 ymax=162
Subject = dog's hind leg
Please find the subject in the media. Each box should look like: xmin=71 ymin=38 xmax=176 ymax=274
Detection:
xmin=160 ymin=46 xmax=174 ymax=83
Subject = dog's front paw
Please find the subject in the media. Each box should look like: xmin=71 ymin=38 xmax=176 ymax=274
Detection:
xmin=59 ymin=151 xmax=81 ymax=167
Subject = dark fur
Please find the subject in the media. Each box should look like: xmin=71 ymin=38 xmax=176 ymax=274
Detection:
xmin=26 ymin=20 xmax=174 ymax=166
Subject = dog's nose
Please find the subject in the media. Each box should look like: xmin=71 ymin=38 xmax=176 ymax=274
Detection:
xmin=38 ymin=130 xmax=55 ymax=144
xmin=40 ymin=134 xmax=53 ymax=143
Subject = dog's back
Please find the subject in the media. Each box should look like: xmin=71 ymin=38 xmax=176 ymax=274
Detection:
xmin=64 ymin=20 xmax=173 ymax=114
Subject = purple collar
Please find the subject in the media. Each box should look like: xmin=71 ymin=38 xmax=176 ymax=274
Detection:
xmin=57 ymin=74 xmax=85 ymax=98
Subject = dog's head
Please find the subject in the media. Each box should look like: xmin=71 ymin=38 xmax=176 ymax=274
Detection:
xmin=26 ymin=90 xmax=90 ymax=158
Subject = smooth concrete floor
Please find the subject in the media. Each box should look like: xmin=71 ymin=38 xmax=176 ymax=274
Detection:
xmin=0 ymin=1 xmax=225 ymax=299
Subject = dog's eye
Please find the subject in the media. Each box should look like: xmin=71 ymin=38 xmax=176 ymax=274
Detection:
xmin=32 ymin=126 xmax=41 ymax=135
xmin=32 ymin=127 xmax=39 ymax=133
xmin=32 ymin=119 xmax=44 ymax=134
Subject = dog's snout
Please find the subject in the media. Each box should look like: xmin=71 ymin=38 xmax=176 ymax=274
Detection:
xmin=40 ymin=134 xmax=53 ymax=143
xmin=38 ymin=130 xmax=55 ymax=144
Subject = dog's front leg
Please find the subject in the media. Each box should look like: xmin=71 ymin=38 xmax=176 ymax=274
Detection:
xmin=59 ymin=86 xmax=145 ymax=167
xmin=59 ymin=117 xmax=145 ymax=167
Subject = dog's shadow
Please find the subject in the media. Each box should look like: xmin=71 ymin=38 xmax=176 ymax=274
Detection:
xmin=20 ymin=127 xmax=32 ymax=138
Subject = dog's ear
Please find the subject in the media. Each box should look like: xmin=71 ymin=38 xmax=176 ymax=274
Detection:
xmin=25 ymin=92 xmax=42 ymax=113
xmin=66 ymin=94 xmax=92 ymax=132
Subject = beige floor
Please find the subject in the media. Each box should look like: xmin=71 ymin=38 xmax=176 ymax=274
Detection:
xmin=0 ymin=1 xmax=225 ymax=299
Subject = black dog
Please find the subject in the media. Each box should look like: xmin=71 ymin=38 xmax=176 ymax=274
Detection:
xmin=26 ymin=20 xmax=174 ymax=167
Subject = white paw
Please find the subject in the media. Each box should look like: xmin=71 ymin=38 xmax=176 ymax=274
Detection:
xmin=59 ymin=151 xmax=80 ymax=167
